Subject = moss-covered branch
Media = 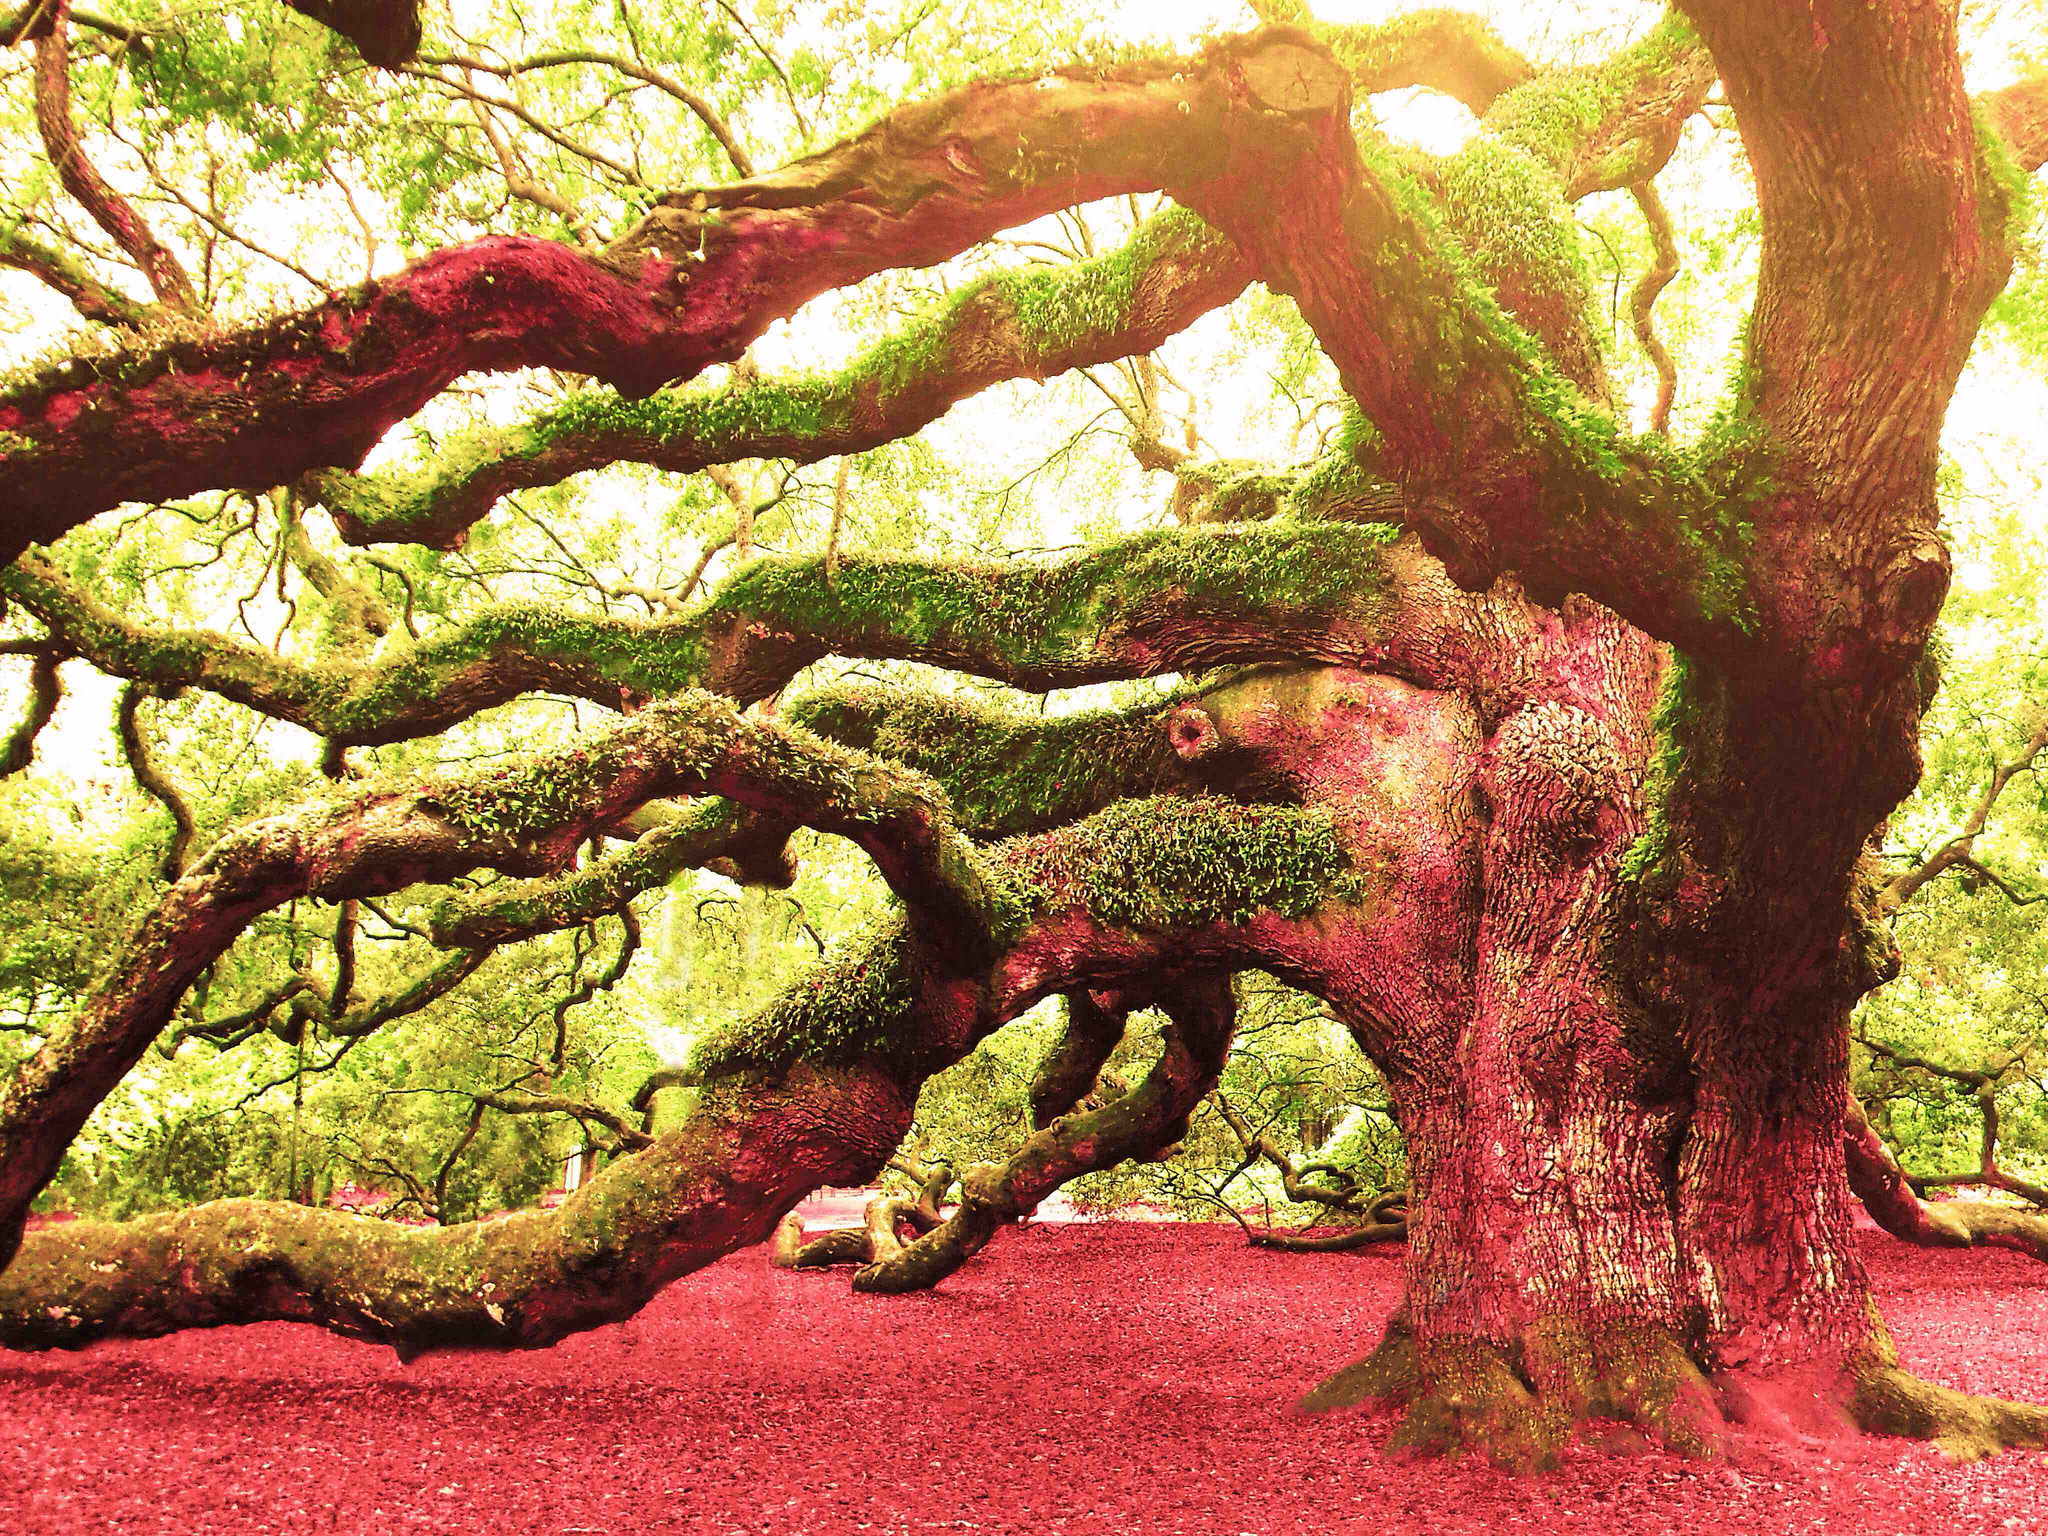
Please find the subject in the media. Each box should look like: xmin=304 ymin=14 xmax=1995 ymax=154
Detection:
xmin=0 ymin=1061 xmax=917 ymax=1354
xmin=3 ymin=762 xmax=1391 ymax=1350
xmin=786 ymin=685 xmax=1203 ymax=839
xmin=0 ymin=650 xmax=62 ymax=777
xmin=426 ymin=800 xmax=774 ymax=949
xmin=0 ymin=29 xmax=1360 ymax=565
xmin=0 ymin=689 xmax=1024 ymax=1268
xmin=311 ymin=209 xmax=1251 ymax=548
xmin=6 ymin=524 xmax=1465 ymax=742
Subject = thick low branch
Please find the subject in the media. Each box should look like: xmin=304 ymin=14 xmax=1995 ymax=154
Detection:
xmin=308 ymin=210 xmax=1250 ymax=547
xmin=0 ymin=1060 xmax=915 ymax=1354
xmin=1 ymin=647 xmax=1419 ymax=1348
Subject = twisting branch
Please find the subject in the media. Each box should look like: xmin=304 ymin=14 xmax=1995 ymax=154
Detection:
xmin=0 ymin=684 xmax=1040 ymax=1267
xmin=114 ymin=683 xmax=194 ymax=879
xmin=1881 ymin=714 xmax=2048 ymax=915
xmin=1856 ymin=1034 xmax=2048 ymax=1209
xmin=848 ymin=975 xmax=1240 ymax=1294
xmin=0 ymin=21 xmax=1742 ymax=649
xmin=1 ymin=650 xmax=63 ymax=778
xmin=1628 ymin=179 xmax=1680 ymax=435
xmin=31 ymin=3 xmax=197 ymax=312
xmin=424 ymin=50 xmax=755 ymax=176
xmin=471 ymin=1090 xmax=652 ymax=1152
xmin=769 ymin=1157 xmax=953 ymax=1270
xmin=162 ymin=977 xmax=310 ymax=1055
xmin=1208 ymin=1088 xmax=1408 ymax=1249
xmin=428 ymin=801 xmax=780 ymax=949
xmin=464 ymin=95 xmax=599 ymax=248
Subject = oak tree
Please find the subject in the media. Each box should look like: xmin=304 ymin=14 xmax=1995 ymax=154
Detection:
xmin=2 ymin=0 xmax=2047 ymax=1468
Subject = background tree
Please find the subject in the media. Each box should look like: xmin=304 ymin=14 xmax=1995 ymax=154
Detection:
xmin=0 ymin=0 xmax=2046 ymax=1471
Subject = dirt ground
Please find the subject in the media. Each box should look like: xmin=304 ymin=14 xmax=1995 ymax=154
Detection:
xmin=3 ymin=1224 xmax=2045 ymax=1534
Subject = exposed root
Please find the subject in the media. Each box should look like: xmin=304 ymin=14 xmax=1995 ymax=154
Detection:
xmin=1302 ymin=1310 xmax=2048 ymax=1467
xmin=1298 ymin=1317 xmax=1724 ymax=1470
xmin=1852 ymin=1365 xmax=2048 ymax=1459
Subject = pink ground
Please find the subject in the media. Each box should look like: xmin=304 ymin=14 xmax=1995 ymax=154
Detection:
xmin=3 ymin=1227 xmax=2045 ymax=1534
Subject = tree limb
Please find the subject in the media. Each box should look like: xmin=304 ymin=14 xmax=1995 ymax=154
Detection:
xmin=306 ymin=208 xmax=1249 ymax=548
xmin=114 ymin=682 xmax=193 ymax=879
xmin=0 ymin=650 xmax=62 ymax=778
xmin=1 ymin=524 xmax=1454 ymax=741
xmin=31 ymin=4 xmax=197 ymax=313
xmin=1881 ymin=714 xmax=2048 ymax=914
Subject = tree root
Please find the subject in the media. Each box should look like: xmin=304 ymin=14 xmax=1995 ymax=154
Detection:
xmin=1301 ymin=1318 xmax=1729 ymax=1469
xmin=1301 ymin=1312 xmax=2048 ymax=1467
xmin=1851 ymin=1364 xmax=2048 ymax=1459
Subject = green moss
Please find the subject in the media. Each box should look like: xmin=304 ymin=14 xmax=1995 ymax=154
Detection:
xmin=1972 ymin=101 xmax=2038 ymax=245
xmin=1615 ymin=651 xmax=1721 ymax=890
xmin=1487 ymin=15 xmax=1699 ymax=175
xmin=1007 ymin=795 xmax=1358 ymax=931
xmin=789 ymin=684 xmax=1198 ymax=838
xmin=694 ymin=917 xmax=923 ymax=1075
xmin=706 ymin=522 xmax=1398 ymax=670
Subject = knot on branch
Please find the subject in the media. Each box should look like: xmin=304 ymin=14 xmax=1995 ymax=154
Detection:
xmin=1873 ymin=536 xmax=1952 ymax=670
xmin=1405 ymin=495 xmax=1499 ymax=594
xmin=1162 ymin=701 xmax=1223 ymax=761
xmin=1230 ymin=29 xmax=1352 ymax=117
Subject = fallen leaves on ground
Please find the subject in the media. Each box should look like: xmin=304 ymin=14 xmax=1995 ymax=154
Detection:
xmin=3 ymin=1226 xmax=2045 ymax=1533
